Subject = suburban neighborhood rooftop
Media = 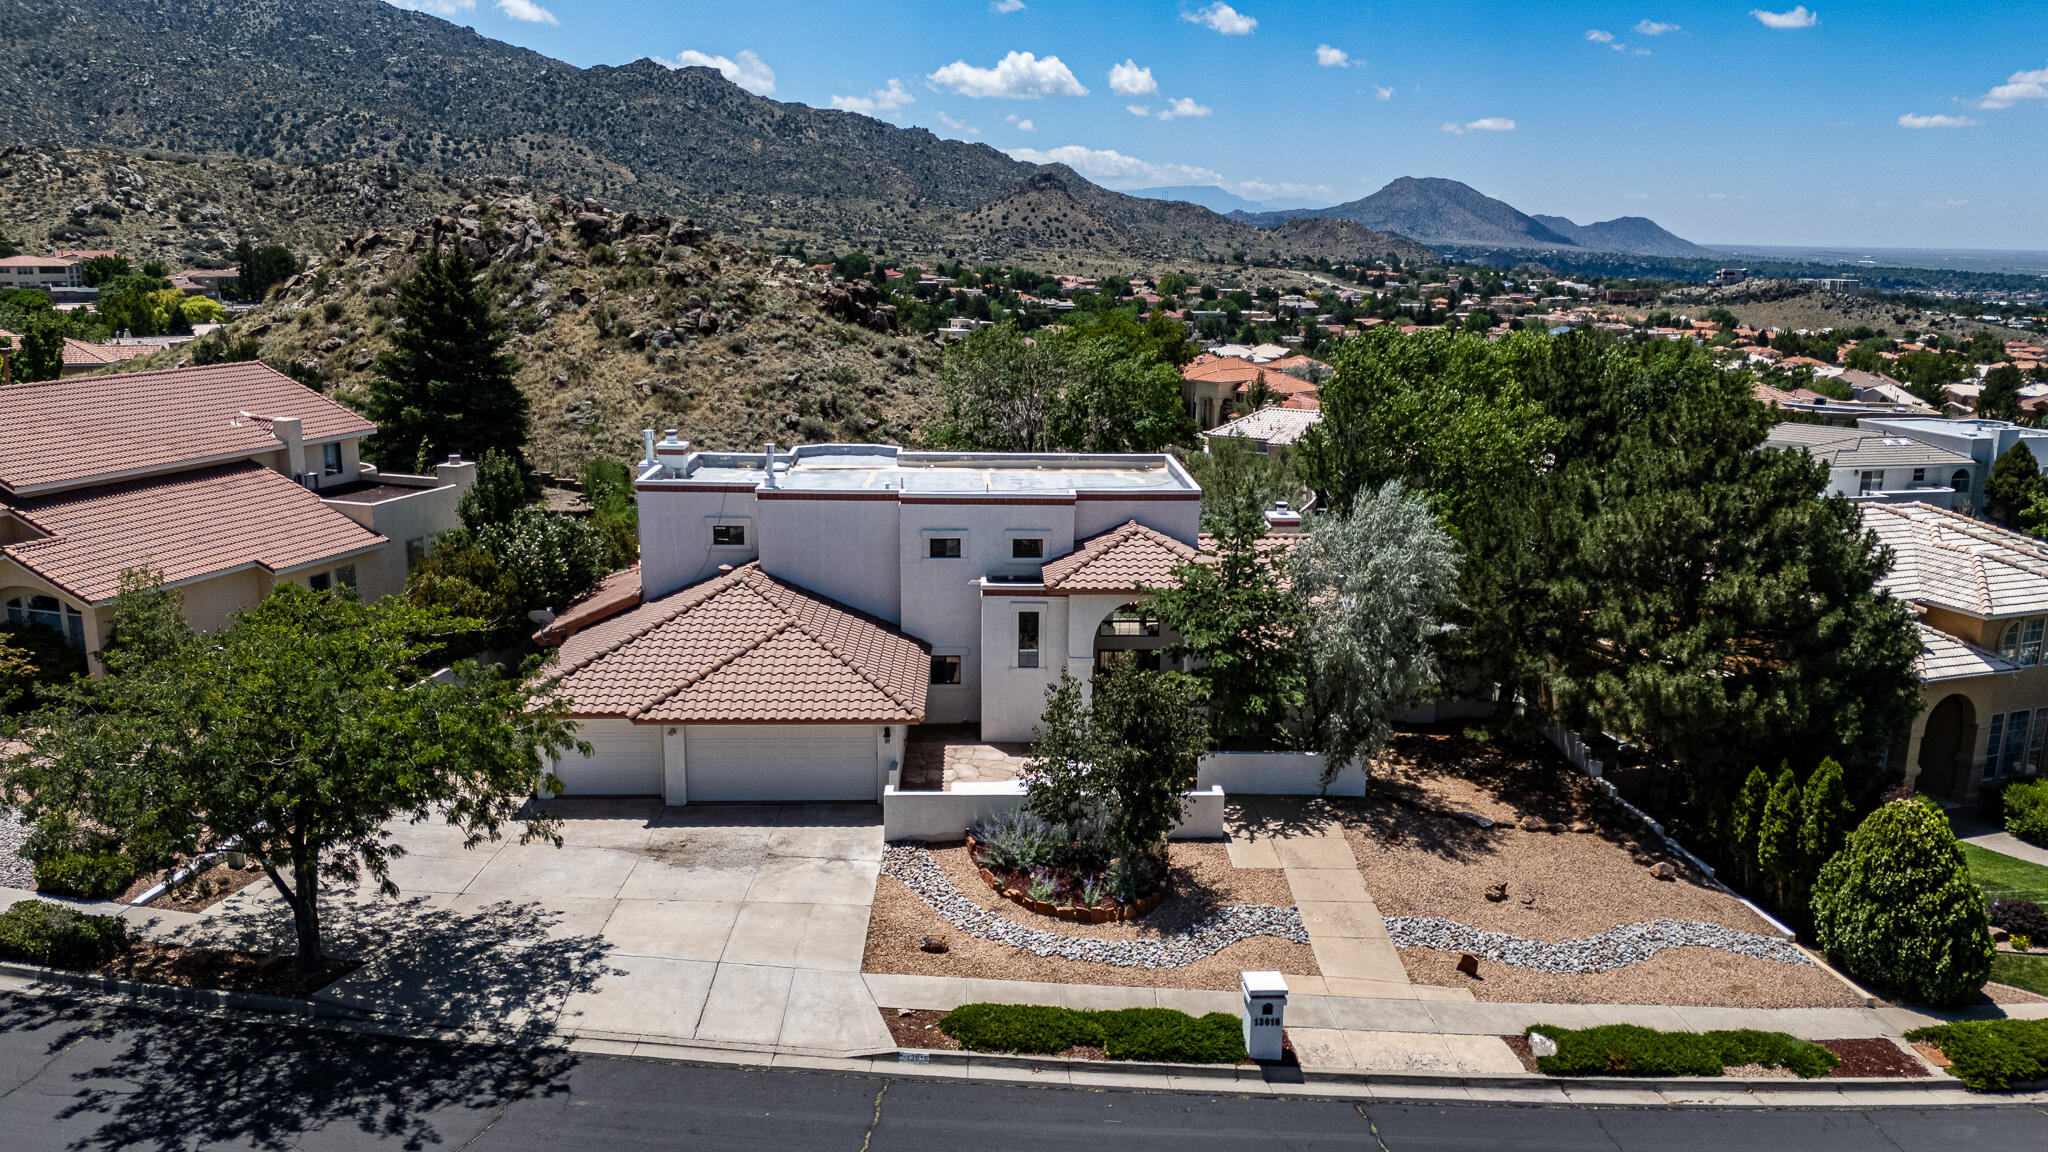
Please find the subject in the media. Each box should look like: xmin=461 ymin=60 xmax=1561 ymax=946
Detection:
xmin=1865 ymin=502 xmax=2048 ymax=619
xmin=650 ymin=440 xmax=1198 ymax=495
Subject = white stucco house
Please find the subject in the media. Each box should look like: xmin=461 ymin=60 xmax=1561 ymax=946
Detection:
xmin=539 ymin=433 xmax=1294 ymax=804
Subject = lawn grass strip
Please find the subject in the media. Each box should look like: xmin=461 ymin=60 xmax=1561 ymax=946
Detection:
xmin=1385 ymin=916 xmax=1812 ymax=973
xmin=881 ymin=843 xmax=1307 ymax=968
xmin=1525 ymin=1023 xmax=1838 ymax=1078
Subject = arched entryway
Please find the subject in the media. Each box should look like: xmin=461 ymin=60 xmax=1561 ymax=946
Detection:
xmin=1092 ymin=601 xmax=1171 ymax=675
xmin=1917 ymin=693 xmax=1977 ymax=801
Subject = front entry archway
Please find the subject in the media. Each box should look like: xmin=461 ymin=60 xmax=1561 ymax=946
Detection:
xmin=1092 ymin=601 xmax=1171 ymax=675
xmin=1917 ymin=693 xmax=1977 ymax=801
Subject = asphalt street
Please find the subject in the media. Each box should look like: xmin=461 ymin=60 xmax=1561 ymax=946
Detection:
xmin=0 ymin=991 xmax=2041 ymax=1151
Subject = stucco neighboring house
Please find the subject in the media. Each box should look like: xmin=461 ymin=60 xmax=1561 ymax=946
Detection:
xmin=537 ymin=435 xmax=1307 ymax=804
xmin=1179 ymin=353 xmax=1327 ymax=431
xmin=1866 ymin=503 xmax=2048 ymax=804
xmin=1201 ymin=406 xmax=1322 ymax=454
xmin=1763 ymin=423 xmax=1979 ymax=511
xmin=0 ymin=362 xmax=473 ymax=662
xmin=1859 ymin=418 xmax=2048 ymax=515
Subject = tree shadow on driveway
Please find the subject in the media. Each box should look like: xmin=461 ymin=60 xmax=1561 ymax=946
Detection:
xmin=0 ymin=990 xmax=575 ymax=1152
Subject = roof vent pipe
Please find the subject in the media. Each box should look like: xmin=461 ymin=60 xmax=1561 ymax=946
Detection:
xmin=642 ymin=428 xmax=657 ymax=468
xmin=764 ymin=441 xmax=778 ymax=488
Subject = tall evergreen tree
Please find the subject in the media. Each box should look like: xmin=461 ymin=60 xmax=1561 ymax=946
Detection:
xmin=361 ymin=243 xmax=527 ymax=470
xmin=1979 ymin=363 xmax=2026 ymax=423
xmin=1757 ymin=764 xmax=1803 ymax=911
xmin=1729 ymin=765 xmax=1771 ymax=891
xmin=1799 ymin=757 xmax=1856 ymax=878
xmin=1984 ymin=441 xmax=2044 ymax=527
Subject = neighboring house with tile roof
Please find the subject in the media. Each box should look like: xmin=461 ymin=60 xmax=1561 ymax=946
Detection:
xmin=1178 ymin=353 xmax=1328 ymax=431
xmin=1201 ymin=406 xmax=1322 ymax=453
xmin=1863 ymin=502 xmax=2048 ymax=803
xmin=536 ymin=435 xmax=1307 ymax=803
xmin=1762 ymin=424 xmax=1979 ymax=512
xmin=0 ymin=362 xmax=474 ymax=660
xmin=59 ymin=337 xmax=156 ymax=375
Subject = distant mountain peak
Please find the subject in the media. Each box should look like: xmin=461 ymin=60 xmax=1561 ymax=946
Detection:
xmin=1238 ymin=176 xmax=1710 ymax=257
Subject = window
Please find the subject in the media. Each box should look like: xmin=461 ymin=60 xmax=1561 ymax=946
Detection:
xmin=712 ymin=524 xmax=746 ymax=547
xmin=1912 ymin=467 xmax=1926 ymax=485
xmin=1097 ymin=608 xmax=1161 ymax=638
xmin=929 ymin=654 xmax=962 ymax=685
xmin=310 ymin=571 xmax=331 ymax=592
xmin=1985 ymin=709 xmax=2047 ymax=781
xmin=335 ymin=564 xmax=356 ymax=589
xmin=1017 ymin=611 xmax=1040 ymax=669
xmin=2025 ymin=619 xmax=2045 ymax=668
xmin=1954 ymin=469 xmax=1972 ymax=494
xmin=5 ymin=595 xmax=84 ymax=649
xmin=322 ymin=442 xmax=343 ymax=476
xmin=1012 ymin=538 xmax=1044 ymax=559
xmin=1858 ymin=469 xmax=1884 ymax=495
xmin=405 ymin=536 xmax=429 ymax=571
xmin=2003 ymin=622 xmax=2022 ymax=662
xmin=929 ymin=537 xmax=962 ymax=559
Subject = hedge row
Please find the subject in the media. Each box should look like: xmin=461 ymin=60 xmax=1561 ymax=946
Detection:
xmin=0 ymin=900 xmax=130 ymax=969
xmin=939 ymin=1003 xmax=1245 ymax=1064
xmin=1525 ymin=1023 xmax=1839 ymax=1079
xmin=1906 ymin=1020 xmax=2048 ymax=1091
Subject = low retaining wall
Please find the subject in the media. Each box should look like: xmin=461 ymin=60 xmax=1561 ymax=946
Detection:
xmin=1197 ymin=751 xmax=1364 ymax=797
xmin=882 ymin=784 xmax=1226 ymax=842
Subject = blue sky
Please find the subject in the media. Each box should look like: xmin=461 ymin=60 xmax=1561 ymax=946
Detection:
xmin=390 ymin=1 xmax=2046 ymax=250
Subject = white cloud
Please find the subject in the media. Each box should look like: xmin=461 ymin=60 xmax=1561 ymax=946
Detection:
xmin=1008 ymin=116 xmax=1036 ymax=131
xmin=1183 ymin=3 xmax=1256 ymax=36
xmin=1898 ymin=113 xmax=1978 ymax=128
xmin=1634 ymin=20 xmax=1679 ymax=36
xmin=495 ymin=0 xmax=557 ymax=23
xmin=1007 ymin=144 xmax=1225 ymax=188
xmin=1373 ymin=85 xmax=1394 ymax=100
xmin=1751 ymin=6 xmax=1818 ymax=29
xmin=1156 ymin=97 xmax=1212 ymax=120
xmin=668 ymin=49 xmax=776 ymax=95
xmin=1442 ymin=117 xmax=1515 ymax=134
xmin=830 ymin=79 xmax=915 ymax=116
xmin=382 ymin=0 xmax=476 ymax=15
xmin=1108 ymin=59 xmax=1158 ymax=96
xmin=937 ymin=112 xmax=980 ymax=137
xmin=990 ymin=0 xmax=1025 ymax=11
xmin=1584 ymin=29 xmax=1613 ymax=43
xmin=1977 ymin=63 xmax=2048 ymax=110
xmin=928 ymin=51 xmax=1087 ymax=99
xmin=1315 ymin=44 xmax=1350 ymax=68
xmin=1126 ymin=104 xmax=1151 ymax=117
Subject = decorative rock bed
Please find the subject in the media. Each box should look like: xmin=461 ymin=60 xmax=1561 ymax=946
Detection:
xmin=1383 ymin=916 xmax=1814 ymax=974
xmin=882 ymin=843 xmax=1308 ymax=968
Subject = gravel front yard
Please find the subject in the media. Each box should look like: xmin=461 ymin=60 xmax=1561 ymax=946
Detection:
xmin=0 ymin=808 xmax=33 ymax=889
xmin=864 ymin=841 xmax=1318 ymax=991
xmin=1345 ymin=731 xmax=1860 ymax=1008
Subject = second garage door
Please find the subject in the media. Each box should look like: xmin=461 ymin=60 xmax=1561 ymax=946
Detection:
xmin=553 ymin=720 xmax=664 ymax=795
xmin=684 ymin=725 xmax=878 ymax=802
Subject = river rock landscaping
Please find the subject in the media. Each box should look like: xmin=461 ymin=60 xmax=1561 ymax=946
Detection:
xmin=1342 ymin=731 xmax=1862 ymax=1007
xmin=865 ymin=840 xmax=1318 ymax=991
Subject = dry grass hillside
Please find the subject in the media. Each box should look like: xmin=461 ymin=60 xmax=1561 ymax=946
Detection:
xmin=116 ymin=195 xmax=945 ymax=476
xmin=1665 ymin=280 xmax=2033 ymax=342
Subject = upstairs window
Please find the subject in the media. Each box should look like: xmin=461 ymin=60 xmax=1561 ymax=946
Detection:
xmin=323 ymin=442 xmax=343 ymax=476
xmin=1912 ymin=467 xmax=1926 ymax=485
xmin=2024 ymin=619 xmax=2044 ymax=667
xmin=929 ymin=655 xmax=962 ymax=685
xmin=1954 ymin=469 xmax=1972 ymax=494
xmin=1012 ymin=538 xmax=1044 ymax=559
xmin=929 ymin=537 xmax=962 ymax=559
xmin=1017 ymin=611 xmax=1041 ymax=669
xmin=712 ymin=524 xmax=746 ymax=547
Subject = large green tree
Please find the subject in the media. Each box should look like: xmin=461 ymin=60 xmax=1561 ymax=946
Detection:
xmin=0 ymin=579 xmax=581 ymax=972
xmin=361 ymin=243 xmax=528 ymax=470
xmin=1021 ymin=667 xmax=1209 ymax=860
xmin=232 ymin=240 xmax=302 ymax=303
xmin=1980 ymin=363 xmax=2025 ymax=423
xmin=0 ymin=313 xmax=64 ymax=383
xmin=934 ymin=317 xmax=1192 ymax=453
xmin=1984 ymin=441 xmax=2044 ymax=527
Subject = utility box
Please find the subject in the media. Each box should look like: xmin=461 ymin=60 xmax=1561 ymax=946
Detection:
xmin=1241 ymin=970 xmax=1288 ymax=1062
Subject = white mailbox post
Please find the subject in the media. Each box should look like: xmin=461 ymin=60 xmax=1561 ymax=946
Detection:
xmin=1241 ymin=970 xmax=1288 ymax=1061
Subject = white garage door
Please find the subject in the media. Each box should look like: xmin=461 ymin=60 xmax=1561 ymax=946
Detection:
xmin=552 ymin=720 xmax=663 ymax=795
xmin=685 ymin=725 xmax=878 ymax=802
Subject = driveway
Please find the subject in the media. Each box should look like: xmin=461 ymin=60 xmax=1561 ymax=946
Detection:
xmin=178 ymin=800 xmax=893 ymax=1055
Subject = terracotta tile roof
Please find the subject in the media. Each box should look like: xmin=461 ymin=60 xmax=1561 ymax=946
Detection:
xmin=1865 ymin=502 xmax=2048 ymax=619
xmin=60 ymin=338 xmax=154 ymax=369
xmin=1040 ymin=520 xmax=1198 ymax=592
xmin=546 ymin=565 xmax=929 ymax=724
xmin=1180 ymin=353 xmax=1328 ymax=386
xmin=1 ymin=463 xmax=386 ymax=604
xmin=0 ymin=362 xmax=378 ymax=494
xmin=534 ymin=565 xmax=643 ymax=646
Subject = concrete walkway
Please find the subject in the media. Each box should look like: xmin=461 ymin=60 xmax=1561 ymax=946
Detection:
xmin=1965 ymin=830 xmax=2048 ymax=869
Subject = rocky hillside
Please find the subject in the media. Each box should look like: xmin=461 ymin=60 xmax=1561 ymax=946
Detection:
xmin=0 ymin=0 xmax=1431 ymax=271
xmin=0 ymin=145 xmax=479 ymax=268
xmin=118 ymin=196 xmax=945 ymax=476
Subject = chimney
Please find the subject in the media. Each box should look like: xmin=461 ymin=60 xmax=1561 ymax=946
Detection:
xmin=269 ymin=415 xmax=304 ymax=480
xmin=763 ymin=441 xmax=778 ymax=488
xmin=1263 ymin=499 xmax=1303 ymax=534
xmin=652 ymin=428 xmax=692 ymax=475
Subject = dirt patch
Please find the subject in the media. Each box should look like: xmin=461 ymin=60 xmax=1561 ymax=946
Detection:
xmin=115 ymin=858 xmax=271 ymax=913
xmin=865 ymin=841 xmax=1316 ymax=991
xmin=1984 ymin=981 xmax=2048 ymax=1005
xmin=97 ymin=939 xmax=358 ymax=999
xmin=883 ymin=1008 xmax=964 ymax=1051
xmin=1400 ymin=945 xmax=1858 ymax=1007
xmin=1818 ymin=1037 xmax=1931 ymax=1079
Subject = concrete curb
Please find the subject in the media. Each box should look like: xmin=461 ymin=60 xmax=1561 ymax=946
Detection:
xmin=0 ymin=960 xmax=369 ymax=1021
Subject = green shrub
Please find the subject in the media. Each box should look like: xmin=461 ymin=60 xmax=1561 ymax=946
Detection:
xmin=1526 ymin=1024 xmax=1838 ymax=1078
xmin=0 ymin=620 xmax=87 ymax=712
xmin=2006 ymin=778 xmax=2048 ymax=849
xmin=1811 ymin=799 xmax=1994 ymax=1007
xmin=0 ymin=900 xmax=130 ymax=968
xmin=1905 ymin=1020 xmax=2048 ymax=1091
xmin=31 ymin=851 xmax=138 ymax=900
xmin=939 ymin=1003 xmax=1246 ymax=1064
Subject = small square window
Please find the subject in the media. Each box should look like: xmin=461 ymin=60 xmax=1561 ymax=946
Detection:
xmin=310 ymin=571 xmax=331 ymax=592
xmin=1912 ymin=467 xmax=1926 ymax=485
xmin=712 ymin=524 xmax=746 ymax=547
xmin=335 ymin=564 xmax=356 ymax=589
xmin=929 ymin=537 xmax=962 ymax=559
xmin=1012 ymin=538 xmax=1044 ymax=559
xmin=929 ymin=654 xmax=962 ymax=684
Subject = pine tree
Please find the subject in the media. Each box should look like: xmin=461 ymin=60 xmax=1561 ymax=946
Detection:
xmin=1729 ymin=766 xmax=1770 ymax=891
xmin=1757 ymin=764 xmax=1802 ymax=911
xmin=1984 ymin=441 xmax=2044 ymax=526
xmin=361 ymin=243 xmax=527 ymax=470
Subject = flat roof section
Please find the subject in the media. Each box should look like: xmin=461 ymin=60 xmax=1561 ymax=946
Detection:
xmin=657 ymin=443 xmax=1198 ymax=496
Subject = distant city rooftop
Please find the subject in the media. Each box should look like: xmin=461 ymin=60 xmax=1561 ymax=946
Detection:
xmin=639 ymin=438 xmax=1198 ymax=496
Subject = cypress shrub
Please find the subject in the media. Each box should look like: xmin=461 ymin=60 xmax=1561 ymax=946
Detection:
xmin=1728 ymin=765 xmax=1770 ymax=890
xmin=1798 ymin=757 xmax=1855 ymax=873
xmin=1812 ymin=800 xmax=1993 ymax=1006
xmin=1757 ymin=765 xmax=1802 ymax=911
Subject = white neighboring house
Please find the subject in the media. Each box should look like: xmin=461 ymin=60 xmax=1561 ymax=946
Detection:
xmin=1762 ymin=424 xmax=1979 ymax=511
xmin=1201 ymin=407 xmax=1321 ymax=455
xmin=539 ymin=435 xmax=1276 ymax=804
xmin=1860 ymin=417 xmax=2048 ymax=512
